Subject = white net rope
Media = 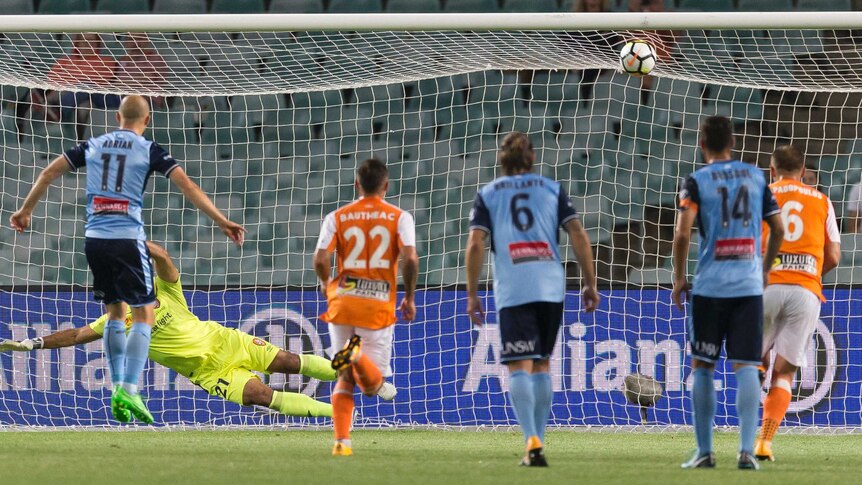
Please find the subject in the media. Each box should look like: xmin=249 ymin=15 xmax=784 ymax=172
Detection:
xmin=0 ymin=26 xmax=859 ymax=429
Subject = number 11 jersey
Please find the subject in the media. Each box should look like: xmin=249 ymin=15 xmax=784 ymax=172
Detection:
xmin=469 ymin=173 xmax=579 ymax=310
xmin=64 ymin=129 xmax=179 ymax=241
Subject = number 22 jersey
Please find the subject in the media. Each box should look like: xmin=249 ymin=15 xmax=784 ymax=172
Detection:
xmin=678 ymin=160 xmax=780 ymax=298
xmin=64 ymin=129 xmax=179 ymax=240
xmin=469 ymin=173 xmax=579 ymax=310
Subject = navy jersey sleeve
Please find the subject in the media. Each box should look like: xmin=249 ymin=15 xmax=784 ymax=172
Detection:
xmin=63 ymin=142 xmax=88 ymax=171
xmin=149 ymin=142 xmax=180 ymax=177
xmin=469 ymin=192 xmax=492 ymax=234
xmin=558 ymin=185 xmax=579 ymax=228
xmin=762 ymin=181 xmax=780 ymax=218
xmin=678 ymin=175 xmax=700 ymax=212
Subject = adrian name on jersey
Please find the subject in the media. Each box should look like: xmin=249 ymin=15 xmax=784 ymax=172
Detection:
xmin=336 ymin=275 xmax=391 ymax=302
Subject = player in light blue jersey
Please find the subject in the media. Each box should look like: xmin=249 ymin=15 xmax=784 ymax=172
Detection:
xmin=11 ymin=95 xmax=245 ymax=424
xmin=672 ymin=116 xmax=784 ymax=470
xmin=466 ymin=132 xmax=599 ymax=467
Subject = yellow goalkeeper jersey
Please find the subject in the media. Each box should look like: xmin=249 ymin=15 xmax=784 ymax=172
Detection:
xmin=89 ymin=277 xmax=231 ymax=378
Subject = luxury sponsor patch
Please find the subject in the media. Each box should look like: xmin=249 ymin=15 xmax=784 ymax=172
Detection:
xmin=93 ymin=196 xmax=129 ymax=215
xmin=774 ymin=253 xmax=818 ymax=275
xmin=714 ymin=237 xmax=755 ymax=260
xmin=336 ymin=275 xmax=390 ymax=301
xmin=509 ymin=241 xmax=554 ymax=264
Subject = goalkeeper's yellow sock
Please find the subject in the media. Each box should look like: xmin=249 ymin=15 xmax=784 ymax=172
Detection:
xmin=299 ymin=354 xmax=337 ymax=381
xmin=269 ymin=391 xmax=333 ymax=418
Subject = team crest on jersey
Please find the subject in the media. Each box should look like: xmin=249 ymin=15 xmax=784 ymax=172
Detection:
xmin=774 ymin=253 xmax=818 ymax=275
xmin=336 ymin=276 xmax=390 ymax=301
xmin=92 ymin=196 xmax=129 ymax=216
xmin=714 ymin=238 xmax=755 ymax=260
xmin=252 ymin=338 xmax=266 ymax=346
xmin=509 ymin=241 xmax=554 ymax=264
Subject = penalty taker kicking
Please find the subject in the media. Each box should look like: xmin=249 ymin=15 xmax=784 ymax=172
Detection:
xmin=0 ymin=242 xmax=341 ymax=421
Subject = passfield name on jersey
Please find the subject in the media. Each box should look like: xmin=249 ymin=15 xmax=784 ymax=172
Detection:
xmin=509 ymin=241 xmax=554 ymax=264
xmin=710 ymin=169 xmax=752 ymax=181
xmin=714 ymin=237 xmax=755 ymax=260
xmin=338 ymin=211 xmax=396 ymax=222
xmin=771 ymin=183 xmax=824 ymax=199
xmin=102 ymin=138 xmax=133 ymax=150
xmin=92 ymin=196 xmax=129 ymax=216
xmin=774 ymin=253 xmax=818 ymax=275
xmin=336 ymin=275 xmax=390 ymax=302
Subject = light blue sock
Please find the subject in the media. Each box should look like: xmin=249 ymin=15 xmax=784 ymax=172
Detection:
xmin=121 ymin=322 xmax=152 ymax=395
xmin=103 ymin=319 xmax=127 ymax=387
xmin=692 ymin=367 xmax=716 ymax=455
xmin=531 ymin=372 xmax=553 ymax=443
xmin=508 ymin=370 xmax=538 ymax=441
xmin=735 ymin=366 xmax=761 ymax=454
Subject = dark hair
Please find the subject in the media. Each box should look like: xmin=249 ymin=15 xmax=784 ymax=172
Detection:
xmin=498 ymin=132 xmax=535 ymax=176
xmin=356 ymin=158 xmax=388 ymax=194
xmin=772 ymin=145 xmax=805 ymax=173
xmin=700 ymin=116 xmax=734 ymax=154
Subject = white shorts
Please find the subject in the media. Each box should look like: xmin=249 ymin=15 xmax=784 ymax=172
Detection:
xmin=762 ymin=284 xmax=821 ymax=367
xmin=328 ymin=323 xmax=395 ymax=377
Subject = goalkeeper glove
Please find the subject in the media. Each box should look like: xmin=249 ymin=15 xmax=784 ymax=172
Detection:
xmin=0 ymin=337 xmax=43 ymax=352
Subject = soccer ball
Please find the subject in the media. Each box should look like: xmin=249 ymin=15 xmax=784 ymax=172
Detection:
xmin=619 ymin=40 xmax=657 ymax=76
xmin=623 ymin=373 xmax=663 ymax=407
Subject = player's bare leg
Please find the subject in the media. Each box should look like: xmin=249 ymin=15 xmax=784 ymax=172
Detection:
xmin=506 ymin=359 xmax=547 ymax=467
xmin=110 ymin=303 xmax=156 ymax=424
xmin=266 ymin=349 xmax=338 ymax=382
xmin=332 ymin=336 xmax=396 ymax=400
xmin=241 ymin=378 xmax=332 ymax=418
xmin=756 ymin=354 xmax=798 ymax=462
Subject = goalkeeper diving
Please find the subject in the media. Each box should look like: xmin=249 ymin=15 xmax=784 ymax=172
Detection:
xmin=0 ymin=242 xmax=360 ymax=422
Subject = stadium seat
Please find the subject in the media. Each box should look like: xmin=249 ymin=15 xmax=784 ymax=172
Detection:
xmin=444 ymin=0 xmax=499 ymax=13
xmin=152 ymin=0 xmax=206 ymax=14
xmin=95 ymin=0 xmax=149 ymax=13
xmin=503 ymin=0 xmax=557 ymax=12
xmin=269 ymin=0 xmax=323 ymax=13
xmin=211 ymin=0 xmax=265 ymax=13
xmin=38 ymin=0 xmax=89 ymax=13
xmin=798 ymin=0 xmax=851 ymax=10
xmin=387 ymin=0 xmax=441 ymax=12
xmin=737 ymin=0 xmax=792 ymax=11
xmin=678 ymin=0 xmax=734 ymax=11
xmin=0 ymin=0 xmax=33 ymax=14
xmin=327 ymin=0 xmax=382 ymax=13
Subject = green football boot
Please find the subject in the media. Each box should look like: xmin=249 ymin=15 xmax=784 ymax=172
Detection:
xmin=110 ymin=385 xmax=132 ymax=423
xmin=113 ymin=387 xmax=155 ymax=424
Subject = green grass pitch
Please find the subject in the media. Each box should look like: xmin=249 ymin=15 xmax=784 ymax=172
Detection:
xmin=0 ymin=430 xmax=859 ymax=484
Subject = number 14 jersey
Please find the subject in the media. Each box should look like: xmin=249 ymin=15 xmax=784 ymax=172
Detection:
xmin=469 ymin=173 xmax=579 ymax=310
xmin=317 ymin=196 xmax=416 ymax=329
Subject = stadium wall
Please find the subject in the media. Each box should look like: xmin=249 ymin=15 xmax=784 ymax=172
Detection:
xmin=0 ymin=289 xmax=857 ymax=428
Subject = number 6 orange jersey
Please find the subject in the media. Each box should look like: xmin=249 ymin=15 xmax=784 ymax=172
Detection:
xmin=316 ymin=196 xmax=416 ymax=329
xmin=762 ymin=179 xmax=840 ymax=302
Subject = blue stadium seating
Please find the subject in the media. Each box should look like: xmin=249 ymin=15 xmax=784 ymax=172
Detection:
xmin=327 ymin=0 xmax=382 ymax=13
xmin=95 ymin=0 xmax=149 ymax=14
xmin=268 ymin=0 xmax=323 ymax=12
xmin=798 ymin=0 xmax=852 ymax=10
xmin=737 ymin=0 xmax=792 ymax=11
xmin=38 ymin=0 xmax=89 ymax=14
xmin=503 ymin=0 xmax=558 ymax=12
xmin=0 ymin=0 xmax=32 ymax=14
xmin=387 ymin=0 xmax=441 ymax=12
xmin=153 ymin=0 xmax=207 ymax=14
xmin=444 ymin=0 xmax=499 ymax=13
xmin=211 ymin=0 xmax=266 ymax=13
xmin=678 ymin=0 xmax=734 ymax=11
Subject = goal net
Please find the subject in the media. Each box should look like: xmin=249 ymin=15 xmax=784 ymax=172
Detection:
xmin=0 ymin=13 xmax=859 ymax=429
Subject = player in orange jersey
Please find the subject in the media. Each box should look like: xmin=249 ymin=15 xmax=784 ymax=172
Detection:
xmin=755 ymin=145 xmax=841 ymax=462
xmin=313 ymin=158 xmax=420 ymax=457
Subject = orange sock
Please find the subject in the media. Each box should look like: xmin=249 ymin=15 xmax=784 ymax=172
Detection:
xmin=332 ymin=381 xmax=354 ymax=441
xmin=351 ymin=353 xmax=383 ymax=395
xmin=760 ymin=378 xmax=792 ymax=442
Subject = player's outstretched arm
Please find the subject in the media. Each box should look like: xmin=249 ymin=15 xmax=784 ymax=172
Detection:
xmin=313 ymin=249 xmax=331 ymax=294
xmin=671 ymin=209 xmax=696 ymax=310
xmin=399 ymin=246 xmax=419 ymax=321
xmin=763 ymin=213 xmax=785 ymax=284
xmin=465 ymin=229 xmax=486 ymax=326
xmin=10 ymin=156 xmax=71 ymax=232
xmin=168 ymin=167 xmax=246 ymax=245
xmin=565 ymin=219 xmax=600 ymax=313
xmin=823 ymin=242 xmax=841 ymax=275
xmin=146 ymin=241 xmax=179 ymax=283
xmin=0 ymin=325 xmax=101 ymax=352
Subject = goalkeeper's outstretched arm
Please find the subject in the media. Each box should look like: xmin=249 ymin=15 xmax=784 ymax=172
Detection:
xmin=0 ymin=325 xmax=101 ymax=352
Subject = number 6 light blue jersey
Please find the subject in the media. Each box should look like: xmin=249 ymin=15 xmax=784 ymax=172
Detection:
xmin=678 ymin=160 xmax=780 ymax=298
xmin=64 ymin=129 xmax=179 ymax=240
xmin=469 ymin=173 xmax=579 ymax=310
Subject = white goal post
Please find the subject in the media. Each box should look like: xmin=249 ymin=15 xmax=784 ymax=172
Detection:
xmin=0 ymin=12 xmax=859 ymax=430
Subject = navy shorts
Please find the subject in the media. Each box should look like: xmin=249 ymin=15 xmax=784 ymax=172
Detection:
xmin=84 ymin=238 xmax=155 ymax=307
xmin=688 ymin=295 xmax=763 ymax=365
xmin=498 ymin=301 xmax=564 ymax=363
